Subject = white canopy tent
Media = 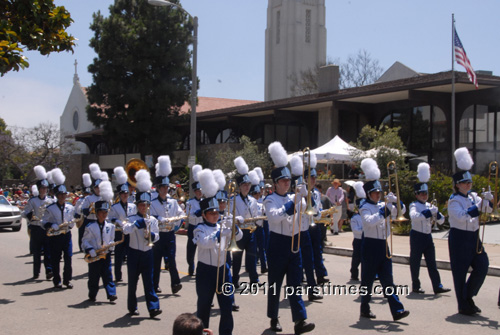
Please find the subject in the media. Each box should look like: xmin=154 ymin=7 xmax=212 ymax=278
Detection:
xmin=310 ymin=135 xmax=359 ymax=163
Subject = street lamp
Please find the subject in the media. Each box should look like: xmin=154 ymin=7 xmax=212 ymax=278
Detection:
xmin=148 ymin=0 xmax=198 ymax=195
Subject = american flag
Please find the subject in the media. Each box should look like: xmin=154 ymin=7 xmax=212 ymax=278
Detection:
xmin=454 ymin=28 xmax=478 ymax=89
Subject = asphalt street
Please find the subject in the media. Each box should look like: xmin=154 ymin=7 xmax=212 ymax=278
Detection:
xmin=1 ymin=219 xmax=499 ymax=335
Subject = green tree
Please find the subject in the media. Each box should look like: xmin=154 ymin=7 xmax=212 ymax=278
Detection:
xmin=210 ymin=136 xmax=273 ymax=178
xmin=0 ymin=0 xmax=75 ymax=75
xmin=86 ymin=0 xmax=193 ymax=159
xmin=350 ymin=125 xmax=407 ymax=178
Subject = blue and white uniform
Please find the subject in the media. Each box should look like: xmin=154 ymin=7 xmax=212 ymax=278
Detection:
xmin=349 ymin=213 xmax=363 ymax=280
xmin=308 ymin=187 xmax=328 ymax=283
xmin=108 ymin=201 xmax=136 ymax=281
xmin=186 ymin=197 xmax=203 ymax=275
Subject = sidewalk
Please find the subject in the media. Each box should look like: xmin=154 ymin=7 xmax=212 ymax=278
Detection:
xmin=324 ymin=229 xmax=500 ymax=276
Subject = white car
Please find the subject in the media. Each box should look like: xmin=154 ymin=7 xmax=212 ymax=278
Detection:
xmin=0 ymin=195 xmax=22 ymax=231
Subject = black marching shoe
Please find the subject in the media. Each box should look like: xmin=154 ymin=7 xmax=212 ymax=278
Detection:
xmin=434 ymin=287 xmax=451 ymax=294
xmin=33 ymin=274 xmax=39 ymax=280
xmin=232 ymin=303 xmax=239 ymax=312
xmin=270 ymin=318 xmax=282 ymax=332
xmin=308 ymin=293 xmax=323 ymax=301
xmin=54 ymin=283 xmax=63 ymax=289
xmin=155 ymin=287 xmax=162 ymax=294
xmin=360 ymin=311 xmax=376 ymax=319
xmin=149 ymin=308 xmax=162 ymax=318
xmin=88 ymin=297 xmax=96 ymax=303
xmin=64 ymin=282 xmax=73 ymax=289
xmin=294 ymin=319 xmax=315 ymax=335
xmin=109 ymin=295 xmax=118 ymax=302
xmin=459 ymin=308 xmax=476 ymax=316
xmin=172 ymin=284 xmax=182 ymax=294
xmin=46 ymin=272 xmax=54 ymax=280
xmin=412 ymin=288 xmax=425 ymax=294
xmin=467 ymin=299 xmax=481 ymax=313
xmin=129 ymin=310 xmax=140 ymax=316
xmin=393 ymin=310 xmax=410 ymax=321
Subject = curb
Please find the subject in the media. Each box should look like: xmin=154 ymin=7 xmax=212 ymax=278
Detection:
xmin=324 ymin=246 xmax=500 ymax=277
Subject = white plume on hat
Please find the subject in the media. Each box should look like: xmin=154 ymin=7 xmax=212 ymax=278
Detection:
xmin=101 ymin=171 xmax=109 ymax=182
xmin=46 ymin=170 xmax=54 ymax=184
xmin=454 ymin=147 xmax=474 ymax=171
xmin=360 ymin=158 xmax=380 ymax=180
xmin=353 ymin=181 xmax=366 ymax=199
xmin=34 ymin=165 xmax=47 ymax=180
xmin=51 ymin=168 xmax=66 ymax=186
xmin=268 ymin=141 xmax=288 ymax=168
xmin=234 ymin=156 xmax=249 ymax=175
xmin=113 ymin=167 xmax=128 ymax=185
xmin=417 ymin=163 xmax=431 ymax=183
xmin=254 ymin=167 xmax=264 ymax=181
xmin=248 ymin=170 xmax=260 ymax=186
xmin=290 ymin=155 xmax=303 ymax=177
xmin=82 ymin=173 xmax=92 ymax=188
xmin=31 ymin=185 xmax=39 ymax=197
xmin=99 ymin=181 xmax=114 ymax=202
xmin=157 ymin=155 xmax=172 ymax=177
xmin=192 ymin=164 xmax=202 ymax=182
xmin=198 ymin=169 xmax=218 ymax=198
xmin=135 ymin=170 xmax=152 ymax=193
xmin=308 ymin=151 xmax=317 ymax=169
xmin=89 ymin=163 xmax=102 ymax=180
xmin=213 ymin=169 xmax=226 ymax=191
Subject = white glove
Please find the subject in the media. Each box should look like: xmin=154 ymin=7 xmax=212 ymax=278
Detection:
xmin=235 ymin=216 xmax=244 ymax=224
xmin=51 ymin=223 xmax=59 ymax=231
xmin=430 ymin=206 xmax=438 ymax=215
xmin=482 ymin=191 xmax=494 ymax=201
xmin=385 ymin=192 xmax=398 ymax=203
xmin=221 ymin=227 xmax=232 ymax=238
xmin=89 ymin=249 xmax=97 ymax=258
xmin=297 ymin=184 xmax=308 ymax=197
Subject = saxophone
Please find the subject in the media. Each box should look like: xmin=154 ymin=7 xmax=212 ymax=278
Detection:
xmin=159 ymin=215 xmax=187 ymax=232
xmin=46 ymin=219 xmax=76 ymax=237
xmin=84 ymin=233 xmax=125 ymax=263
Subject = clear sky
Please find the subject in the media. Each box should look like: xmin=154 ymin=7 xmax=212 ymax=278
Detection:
xmin=1 ymin=0 xmax=499 ymax=129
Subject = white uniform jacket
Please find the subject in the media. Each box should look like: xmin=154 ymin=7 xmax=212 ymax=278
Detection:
xmin=150 ymin=196 xmax=185 ymax=232
xmin=23 ymin=196 xmax=54 ymax=228
xmin=81 ymin=220 xmax=116 ymax=253
xmin=193 ymin=220 xmax=243 ymax=267
xmin=350 ymin=214 xmax=363 ymax=239
xmin=42 ymin=202 xmax=75 ymax=228
xmin=263 ymin=192 xmax=304 ymax=237
xmin=108 ymin=201 xmax=137 ymax=229
xmin=123 ymin=214 xmax=160 ymax=252
xmin=79 ymin=193 xmax=101 ymax=221
xmin=448 ymin=192 xmax=492 ymax=232
xmin=186 ymin=197 xmax=203 ymax=226
xmin=358 ymin=199 xmax=398 ymax=240
xmin=409 ymin=201 xmax=445 ymax=234
xmin=229 ymin=194 xmax=260 ymax=220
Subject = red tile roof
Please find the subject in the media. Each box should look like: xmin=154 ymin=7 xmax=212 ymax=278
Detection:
xmin=179 ymin=97 xmax=261 ymax=115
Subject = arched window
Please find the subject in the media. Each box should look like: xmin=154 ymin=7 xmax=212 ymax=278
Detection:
xmin=215 ymin=129 xmax=238 ymax=143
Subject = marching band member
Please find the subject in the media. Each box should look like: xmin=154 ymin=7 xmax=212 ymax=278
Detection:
xmin=42 ymin=168 xmax=75 ymax=289
xmin=448 ymin=148 xmax=492 ymax=315
xmin=23 ymin=165 xmax=53 ymax=280
xmin=76 ymin=173 xmax=92 ymax=252
xmin=186 ymin=164 xmax=203 ymax=276
xmin=264 ymin=142 xmax=315 ymax=335
xmin=193 ymin=168 xmax=242 ymax=335
xmin=253 ymin=167 xmax=269 ymax=274
xmin=123 ymin=169 xmax=162 ymax=318
xmin=349 ymin=181 xmax=365 ymax=281
xmin=290 ymin=155 xmax=321 ymax=301
xmin=229 ymin=157 xmax=259 ymax=287
xmin=304 ymin=153 xmax=329 ymax=285
xmin=81 ymin=181 xmax=117 ymax=302
xmin=150 ymin=156 xmax=184 ymax=295
xmin=409 ymin=163 xmax=450 ymax=295
xmin=123 ymin=170 xmax=162 ymax=318
xmin=108 ymin=166 xmax=135 ymax=282
xmin=358 ymin=158 xmax=409 ymax=320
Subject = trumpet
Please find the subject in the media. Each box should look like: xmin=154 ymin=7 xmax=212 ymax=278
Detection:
xmin=144 ymin=205 xmax=154 ymax=247
xmin=84 ymin=233 xmax=125 ymax=263
xmin=46 ymin=219 xmax=76 ymax=237
xmin=159 ymin=215 xmax=187 ymax=232
xmin=238 ymin=216 xmax=267 ymax=233
xmin=216 ymin=181 xmax=241 ymax=295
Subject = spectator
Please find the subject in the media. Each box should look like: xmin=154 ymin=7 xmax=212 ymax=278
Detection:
xmin=315 ymin=183 xmax=332 ymax=245
xmin=325 ymin=179 xmax=344 ymax=235
xmin=173 ymin=313 xmax=213 ymax=335
xmin=348 ymin=164 xmax=360 ymax=179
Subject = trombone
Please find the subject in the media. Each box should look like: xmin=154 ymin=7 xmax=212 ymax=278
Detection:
xmin=385 ymin=161 xmax=408 ymax=259
xmin=477 ymin=161 xmax=499 ymax=254
xmin=216 ymin=181 xmax=241 ymax=294
xmin=144 ymin=204 xmax=154 ymax=247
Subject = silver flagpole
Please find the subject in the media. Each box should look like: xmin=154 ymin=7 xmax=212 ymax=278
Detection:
xmin=451 ymin=13 xmax=456 ymax=173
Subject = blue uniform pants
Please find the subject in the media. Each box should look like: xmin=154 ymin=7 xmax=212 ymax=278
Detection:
xmin=350 ymin=238 xmax=362 ymax=280
xmin=267 ymin=232 xmax=307 ymax=322
xmin=114 ymin=232 xmax=129 ymax=281
xmin=232 ymin=229 xmax=258 ymax=285
xmin=196 ymin=262 xmax=234 ymax=335
xmin=153 ymin=231 xmax=180 ymax=290
xmin=255 ymin=225 xmax=268 ymax=272
xmin=88 ymin=253 xmax=116 ymax=300
xmin=186 ymin=224 xmax=197 ymax=275
xmin=30 ymin=225 xmax=52 ymax=277
xmin=300 ymin=230 xmax=317 ymax=287
xmin=127 ymin=248 xmax=159 ymax=313
xmin=48 ymin=233 xmax=72 ymax=285
xmin=448 ymin=228 xmax=489 ymax=312
xmin=410 ymin=229 xmax=442 ymax=291
xmin=309 ymin=224 xmax=328 ymax=280
xmin=360 ymin=237 xmax=405 ymax=316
